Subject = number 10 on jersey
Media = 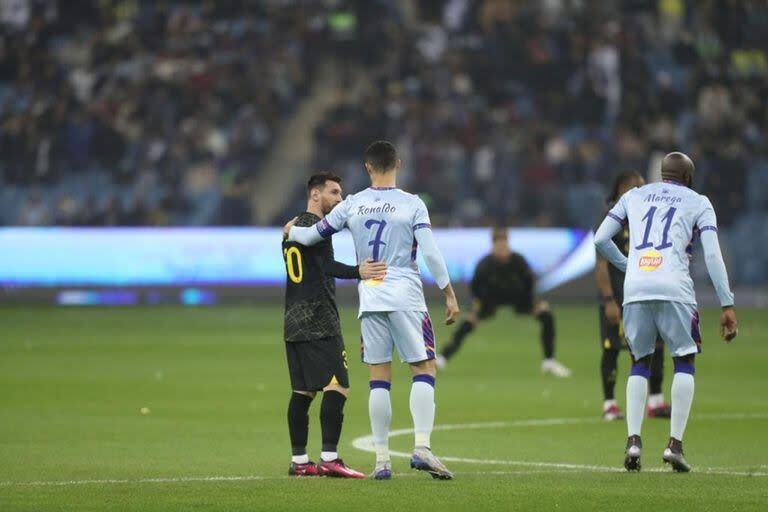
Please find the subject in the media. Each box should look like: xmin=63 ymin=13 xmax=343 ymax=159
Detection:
xmin=283 ymin=247 xmax=303 ymax=283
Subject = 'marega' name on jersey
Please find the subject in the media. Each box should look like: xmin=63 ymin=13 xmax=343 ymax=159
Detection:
xmin=608 ymin=181 xmax=718 ymax=306
xmin=315 ymin=187 xmax=431 ymax=317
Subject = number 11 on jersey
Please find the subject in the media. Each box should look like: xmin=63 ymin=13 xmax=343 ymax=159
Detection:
xmin=636 ymin=207 xmax=677 ymax=250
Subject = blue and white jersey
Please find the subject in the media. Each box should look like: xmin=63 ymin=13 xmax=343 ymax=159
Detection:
xmin=607 ymin=181 xmax=718 ymax=306
xmin=316 ymin=187 xmax=430 ymax=315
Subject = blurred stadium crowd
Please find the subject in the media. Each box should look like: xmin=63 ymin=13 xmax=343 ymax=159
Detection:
xmin=1 ymin=1 xmax=767 ymax=283
xmin=0 ymin=0 xmax=344 ymax=225
xmin=315 ymin=0 xmax=767 ymax=225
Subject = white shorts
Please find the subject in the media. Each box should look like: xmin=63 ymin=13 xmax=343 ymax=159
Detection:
xmin=360 ymin=311 xmax=436 ymax=364
xmin=623 ymin=301 xmax=701 ymax=359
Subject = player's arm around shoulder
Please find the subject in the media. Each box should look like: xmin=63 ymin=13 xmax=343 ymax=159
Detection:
xmin=282 ymin=213 xmax=315 ymax=250
xmin=281 ymin=213 xmax=321 ymax=285
xmin=284 ymin=197 xmax=353 ymax=246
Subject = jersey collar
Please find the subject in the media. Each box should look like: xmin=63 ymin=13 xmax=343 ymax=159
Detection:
xmin=369 ymin=186 xmax=396 ymax=190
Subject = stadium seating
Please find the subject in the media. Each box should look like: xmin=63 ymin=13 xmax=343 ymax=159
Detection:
xmin=1 ymin=1 xmax=766 ymax=286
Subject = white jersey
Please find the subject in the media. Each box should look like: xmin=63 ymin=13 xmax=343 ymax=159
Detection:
xmin=608 ymin=181 xmax=718 ymax=306
xmin=317 ymin=187 xmax=431 ymax=316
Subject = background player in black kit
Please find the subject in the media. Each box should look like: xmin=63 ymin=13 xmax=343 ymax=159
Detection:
xmin=595 ymin=171 xmax=670 ymax=421
xmin=437 ymin=228 xmax=572 ymax=377
xmin=283 ymin=172 xmax=386 ymax=478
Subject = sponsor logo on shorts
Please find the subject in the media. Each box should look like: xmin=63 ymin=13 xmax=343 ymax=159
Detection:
xmin=639 ymin=250 xmax=663 ymax=271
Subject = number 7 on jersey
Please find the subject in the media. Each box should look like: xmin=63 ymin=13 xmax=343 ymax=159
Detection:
xmin=364 ymin=219 xmax=387 ymax=261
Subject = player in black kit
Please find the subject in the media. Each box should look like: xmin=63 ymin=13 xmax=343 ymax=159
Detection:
xmin=437 ymin=228 xmax=572 ymax=377
xmin=596 ymin=171 xmax=670 ymax=421
xmin=283 ymin=172 xmax=386 ymax=478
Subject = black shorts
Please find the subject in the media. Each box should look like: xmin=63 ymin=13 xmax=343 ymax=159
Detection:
xmin=599 ymin=304 xmax=627 ymax=351
xmin=285 ymin=336 xmax=349 ymax=392
xmin=472 ymin=296 xmax=534 ymax=320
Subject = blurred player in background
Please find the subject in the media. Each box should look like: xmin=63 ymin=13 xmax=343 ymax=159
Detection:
xmin=437 ymin=228 xmax=572 ymax=378
xmin=595 ymin=152 xmax=738 ymax=473
xmin=596 ymin=171 xmax=670 ymax=421
xmin=286 ymin=141 xmax=459 ymax=480
xmin=282 ymin=172 xmax=386 ymax=478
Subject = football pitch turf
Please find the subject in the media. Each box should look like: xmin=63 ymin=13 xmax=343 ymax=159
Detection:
xmin=0 ymin=304 xmax=766 ymax=511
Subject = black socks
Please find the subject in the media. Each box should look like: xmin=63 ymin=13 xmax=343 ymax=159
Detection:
xmin=288 ymin=390 xmax=348 ymax=456
xmin=320 ymin=390 xmax=347 ymax=453
xmin=287 ymin=392 xmax=313 ymax=456
xmin=536 ymin=310 xmax=555 ymax=359
xmin=601 ymin=348 xmax=620 ymax=400
xmin=649 ymin=344 xmax=665 ymax=395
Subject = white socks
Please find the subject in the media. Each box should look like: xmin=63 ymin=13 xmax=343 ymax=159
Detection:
xmin=410 ymin=376 xmax=436 ymax=448
xmin=320 ymin=451 xmax=338 ymax=462
xmin=671 ymin=372 xmax=695 ymax=441
xmin=648 ymin=393 xmax=665 ymax=408
xmin=626 ymin=374 xmax=649 ymax=437
xmin=369 ymin=382 xmax=392 ymax=462
xmin=626 ymin=359 xmax=695 ymax=442
xmin=369 ymin=376 xmax=437 ymax=460
xmin=291 ymin=454 xmax=309 ymax=464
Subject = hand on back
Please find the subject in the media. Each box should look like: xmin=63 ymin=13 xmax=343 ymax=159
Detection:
xmin=359 ymin=258 xmax=387 ymax=280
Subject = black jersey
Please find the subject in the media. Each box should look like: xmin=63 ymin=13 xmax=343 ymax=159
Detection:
xmin=470 ymin=252 xmax=535 ymax=305
xmin=282 ymin=212 xmax=359 ymax=342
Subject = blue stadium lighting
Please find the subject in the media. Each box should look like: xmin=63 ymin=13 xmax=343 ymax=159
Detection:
xmin=180 ymin=288 xmax=217 ymax=306
xmin=0 ymin=228 xmax=594 ymax=292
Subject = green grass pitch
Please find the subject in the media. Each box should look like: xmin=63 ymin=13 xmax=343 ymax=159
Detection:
xmin=0 ymin=304 xmax=766 ymax=511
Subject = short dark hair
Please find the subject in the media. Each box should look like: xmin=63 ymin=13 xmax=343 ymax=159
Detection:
xmin=364 ymin=140 xmax=398 ymax=172
xmin=608 ymin=170 xmax=643 ymax=204
xmin=306 ymin=171 xmax=342 ymax=196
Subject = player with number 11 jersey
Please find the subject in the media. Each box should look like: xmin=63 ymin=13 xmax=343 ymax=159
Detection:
xmin=595 ymin=152 xmax=737 ymax=474
xmin=609 ymin=180 xmax=714 ymax=306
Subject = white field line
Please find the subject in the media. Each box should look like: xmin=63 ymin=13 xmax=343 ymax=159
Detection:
xmin=0 ymin=469 xmax=625 ymax=488
xmin=0 ymin=475 xmax=272 ymax=488
xmin=351 ymin=413 xmax=768 ymax=478
xmin=1 ymin=413 xmax=765 ymax=488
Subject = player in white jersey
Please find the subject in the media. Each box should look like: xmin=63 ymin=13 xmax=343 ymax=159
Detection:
xmin=285 ymin=141 xmax=460 ymax=480
xmin=594 ymin=152 xmax=738 ymax=473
